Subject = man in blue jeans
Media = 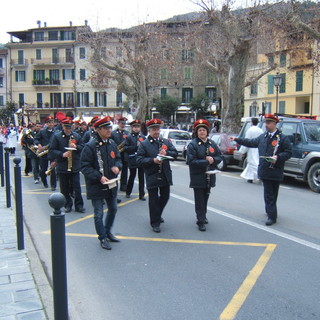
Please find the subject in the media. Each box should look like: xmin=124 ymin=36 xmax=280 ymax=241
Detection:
xmin=80 ymin=117 xmax=122 ymax=250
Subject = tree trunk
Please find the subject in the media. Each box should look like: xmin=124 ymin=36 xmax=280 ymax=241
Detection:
xmin=135 ymin=72 xmax=148 ymax=121
xmin=222 ymin=42 xmax=251 ymax=133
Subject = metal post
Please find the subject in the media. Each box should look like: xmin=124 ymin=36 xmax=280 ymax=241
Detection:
xmin=48 ymin=193 xmax=68 ymax=320
xmin=0 ymin=142 xmax=4 ymax=187
xmin=276 ymin=85 xmax=279 ymax=115
xmin=13 ymin=157 xmax=24 ymax=250
xmin=4 ymin=148 xmax=11 ymax=208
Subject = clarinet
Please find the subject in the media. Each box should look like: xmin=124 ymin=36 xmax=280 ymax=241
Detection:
xmin=157 ymin=139 xmax=163 ymax=181
xmin=96 ymin=141 xmax=108 ymax=190
xmin=206 ymin=146 xmax=211 ymax=195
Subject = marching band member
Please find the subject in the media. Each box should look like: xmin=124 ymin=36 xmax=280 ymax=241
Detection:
xmin=187 ymin=119 xmax=222 ymax=231
xmin=111 ymin=117 xmax=129 ymax=192
xmin=49 ymin=118 xmax=85 ymax=213
xmin=123 ymin=120 xmax=146 ymax=200
xmin=136 ymin=119 xmax=178 ymax=233
xmin=82 ymin=116 xmax=100 ymax=144
xmin=80 ymin=116 xmax=122 ymax=250
xmin=35 ymin=116 xmax=57 ymax=190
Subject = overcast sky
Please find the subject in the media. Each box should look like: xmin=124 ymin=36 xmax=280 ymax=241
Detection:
xmin=1 ymin=0 xmax=198 ymax=43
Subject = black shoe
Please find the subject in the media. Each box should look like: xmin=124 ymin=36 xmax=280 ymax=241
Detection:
xmin=100 ymin=238 xmax=112 ymax=250
xmin=65 ymin=206 xmax=72 ymax=213
xmin=204 ymin=218 xmax=208 ymax=224
xmin=126 ymin=194 xmax=130 ymax=198
xmin=107 ymin=233 xmax=120 ymax=242
xmin=139 ymin=197 xmax=146 ymax=201
xmin=160 ymin=218 xmax=164 ymax=223
xmin=51 ymin=187 xmax=56 ymax=191
xmin=25 ymin=173 xmax=29 ymax=176
xmin=265 ymin=219 xmax=276 ymax=226
xmin=117 ymin=199 xmax=122 ymax=204
xmin=198 ymin=224 xmax=206 ymax=231
xmin=152 ymin=226 xmax=161 ymax=233
xmin=43 ymin=184 xmax=48 ymax=188
xmin=247 ymin=179 xmax=253 ymax=183
xmin=75 ymin=207 xmax=86 ymax=213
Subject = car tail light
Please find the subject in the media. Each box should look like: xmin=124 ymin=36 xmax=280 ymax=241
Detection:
xmin=226 ymin=147 xmax=235 ymax=155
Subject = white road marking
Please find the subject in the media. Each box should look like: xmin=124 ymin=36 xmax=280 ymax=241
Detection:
xmin=171 ymin=193 xmax=320 ymax=251
xmin=221 ymin=174 xmax=242 ymax=180
xmin=280 ymin=186 xmax=292 ymax=190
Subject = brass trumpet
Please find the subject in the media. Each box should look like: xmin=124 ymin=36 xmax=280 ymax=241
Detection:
xmin=37 ymin=146 xmax=49 ymax=157
xmin=45 ymin=166 xmax=54 ymax=176
xmin=117 ymin=140 xmax=125 ymax=153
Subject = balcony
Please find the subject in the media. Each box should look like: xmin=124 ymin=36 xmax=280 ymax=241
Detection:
xmin=32 ymin=79 xmax=61 ymax=87
xmin=11 ymin=59 xmax=28 ymax=67
xmin=31 ymin=57 xmax=74 ymax=66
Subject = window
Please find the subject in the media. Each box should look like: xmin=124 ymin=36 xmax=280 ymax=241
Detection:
xmin=49 ymin=69 xmax=60 ymax=80
xmin=279 ymin=101 xmax=286 ymax=114
xmin=80 ymin=69 xmax=86 ymax=80
xmin=162 ymin=49 xmax=169 ymax=60
xmin=15 ymin=71 xmax=26 ymax=82
xmin=184 ymin=67 xmax=191 ymax=79
xmin=94 ymin=92 xmax=107 ymax=107
xmin=62 ymin=69 xmax=75 ymax=80
xmin=66 ymin=48 xmax=73 ymax=63
xmin=281 ymin=122 xmax=298 ymax=138
xmin=64 ymin=93 xmax=74 ymax=107
xmin=0 ymin=58 xmax=3 ymax=68
xmin=79 ymin=47 xmax=86 ymax=59
xmin=0 ymin=96 xmax=4 ymax=106
xmin=36 ymin=49 xmax=42 ymax=60
xmin=34 ymin=31 xmax=44 ymax=41
xmin=264 ymin=102 xmax=272 ymax=114
xmin=280 ymin=53 xmax=286 ymax=67
xmin=0 ymin=77 xmax=3 ymax=87
xmin=182 ymin=49 xmax=193 ymax=62
xmin=250 ymin=104 xmax=258 ymax=117
xmin=48 ymin=31 xmax=58 ymax=41
xmin=279 ymin=73 xmax=286 ymax=93
xmin=18 ymin=50 xmax=24 ymax=64
xmin=268 ymin=55 xmax=274 ymax=67
xmin=37 ymin=93 xmax=43 ymax=108
xmin=116 ymin=91 xmax=123 ymax=106
xmin=77 ymin=92 xmax=89 ymax=107
xmin=268 ymin=75 xmax=274 ymax=94
xmin=304 ymin=102 xmax=310 ymax=114
xmin=160 ymin=68 xmax=167 ymax=80
xmin=33 ymin=70 xmax=45 ymax=80
xmin=50 ymin=93 xmax=62 ymax=108
xmin=61 ymin=31 xmax=75 ymax=40
xmin=160 ymin=88 xmax=167 ymax=99
xmin=207 ymin=71 xmax=214 ymax=84
xmin=19 ymin=93 xmax=24 ymax=107
xmin=296 ymin=71 xmax=303 ymax=92
xmin=250 ymin=82 xmax=258 ymax=95
xmin=205 ymin=87 xmax=217 ymax=102
xmin=52 ymin=48 xmax=59 ymax=63
xmin=182 ymin=88 xmax=193 ymax=103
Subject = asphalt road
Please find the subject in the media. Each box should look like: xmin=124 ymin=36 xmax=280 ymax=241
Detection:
xmin=17 ymin=152 xmax=320 ymax=320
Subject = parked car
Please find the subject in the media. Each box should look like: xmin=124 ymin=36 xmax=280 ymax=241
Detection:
xmin=209 ymin=132 xmax=239 ymax=170
xmin=234 ymin=116 xmax=320 ymax=193
xmin=160 ymin=129 xmax=192 ymax=158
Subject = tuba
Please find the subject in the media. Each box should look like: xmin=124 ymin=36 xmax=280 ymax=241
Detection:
xmin=22 ymin=129 xmax=39 ymax=156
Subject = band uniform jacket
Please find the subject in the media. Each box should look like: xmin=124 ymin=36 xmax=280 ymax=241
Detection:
xmin=82 ymin=129 xmax=95 ymax=144
xmin=236 ymin=129 xmax=292 ymax=181
xmin=123 ymin=132 xmax=146 ymax=168
xmin=187 ymin=138 xmax=223 ymax=189
xmin=136 ymin=136 xmax=178 ymax=189
xmin=49 ymin=131 xmax=84 ymax=174
xmin=111 ymin=128 xmax=130 ymax=146
xmin=80 ymin=135 xmax=122 ymax=200
xmin=34 ymin=128 xmax=55 ymax=160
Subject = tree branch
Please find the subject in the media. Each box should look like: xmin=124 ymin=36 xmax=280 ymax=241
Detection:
xmin=244 ymin=64 xmax=277 ymax=88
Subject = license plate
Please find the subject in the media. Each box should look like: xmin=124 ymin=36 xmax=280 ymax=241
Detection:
xmin=176 ymin=141 xmax=186 ymax=145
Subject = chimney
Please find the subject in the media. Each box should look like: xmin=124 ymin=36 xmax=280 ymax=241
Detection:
xmin=85 ymin=20 xmax=88 ymax=26
xmin=69 ymin=21 xmax=72 ymax=26
xmin=37 ymin=20 xmax=41 ymax=28
xmin=44 ymin=22 xmax=47 ymax=27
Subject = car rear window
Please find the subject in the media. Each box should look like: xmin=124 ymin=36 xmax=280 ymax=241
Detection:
xmin=168 ymin=131 xmax=191 ymax=140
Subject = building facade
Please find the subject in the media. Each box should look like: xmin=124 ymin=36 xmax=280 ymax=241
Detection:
xmin=0 ymin=49 xmax=8 ymax=108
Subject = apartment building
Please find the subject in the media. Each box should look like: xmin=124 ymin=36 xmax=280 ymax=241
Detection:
xmin=0 ymin=49 xmax=8 ymax=108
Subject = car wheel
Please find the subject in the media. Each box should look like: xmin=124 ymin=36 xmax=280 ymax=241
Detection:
xmin=242 ymin=157 xmax=247 ymax=169
xmin=217 ymin=157 xmax=227 ymax=171
xmin=307 ymin=162 xmax=320 ymax=193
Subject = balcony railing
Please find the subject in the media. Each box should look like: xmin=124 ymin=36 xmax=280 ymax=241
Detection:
xmin=32 ymin=79 xmax=61 ymax=86
xmin=11 ymin=59 xmax=28 ymax=66
xmin=31 ymin=57 xmax=74 ymax=65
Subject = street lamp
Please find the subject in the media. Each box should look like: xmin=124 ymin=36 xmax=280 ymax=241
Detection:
xmin=273 ymin=72 xmax=282 ymax=115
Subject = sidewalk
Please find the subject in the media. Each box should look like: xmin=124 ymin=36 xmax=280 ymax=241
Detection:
xmin=0 ymin=186 xmax=47 ymax=320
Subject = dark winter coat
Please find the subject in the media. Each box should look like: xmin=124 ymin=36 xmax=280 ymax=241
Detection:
xmin=123 ymin=132 xmax=146 ymax=168
xmin=236 ymin=129 xmax=292 ymax=181
xmin=136 ymin=136 xmax=178 ymax=189
xmin=21 ymin=130 xmax=38 ymax=159
xmin=34 ymin=128 xmax=55 ymax=160
xmin=187 ymin=137 xmax=222 ymax=189
xmin=80 ymin=136 xmax=122 ymax=200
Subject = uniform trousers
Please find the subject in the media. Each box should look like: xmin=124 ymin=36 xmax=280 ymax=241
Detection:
xmin=148 ymin=185 xmax=170 ymax=227
xmin=126 ymin=167 xmax=145 ymax=198
xmin=193 ymin=188 xmax=210 ymax=225
xmin=40 ymin=157 xmax=56 ymax=188
xmin=262 ymin=179 xmax=280 ymax=221
xmin=120 ymin=155 xmax=128 ymax=191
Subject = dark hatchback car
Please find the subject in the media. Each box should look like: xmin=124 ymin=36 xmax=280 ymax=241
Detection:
xmin=209 ymin=132 xmax=239 ymax=170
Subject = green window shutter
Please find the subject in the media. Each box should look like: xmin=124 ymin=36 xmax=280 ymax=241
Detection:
xmin=296 ymin=71 xmax=303 ymax=92
xmin=15 ymin=71 xmax=18 ymax=82
xmin=103 ymin=92 xmax=107 ymax=106
xmin=160 ymin=88 xmax=167 ymax=98
xmin=280 ymin=73 xmax=286 ymax=93
xmin=94 ymin=92 xmax=97 ymax=106
xmin=72 ymin=69 xmax=75 ymax=80
xmin=268 ymin=75 xmax=274 ymax=94
xmin=280 ymin=53 xmax=286 ymax=67
xmin=182 ymin=50 xmax=186 ymax=62
xmin=182 ymin=88 xmax=186 ymax=103
xmin=62 ymin=69 xmax=65 ymax=80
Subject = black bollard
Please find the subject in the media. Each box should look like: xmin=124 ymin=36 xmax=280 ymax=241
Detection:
xmin=13 ymin=157 xmax=24 ymax=250
xmin=0 ymin=142 xmax=4 ymax=187
xmin=48 ymin=193 xmax=68 ymax=320
xmin=4 ymin=147 xmax=11 ymax=208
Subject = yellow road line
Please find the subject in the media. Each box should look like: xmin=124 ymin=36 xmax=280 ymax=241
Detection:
xmin=219 ymin=243 xmax=277 ymax=320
